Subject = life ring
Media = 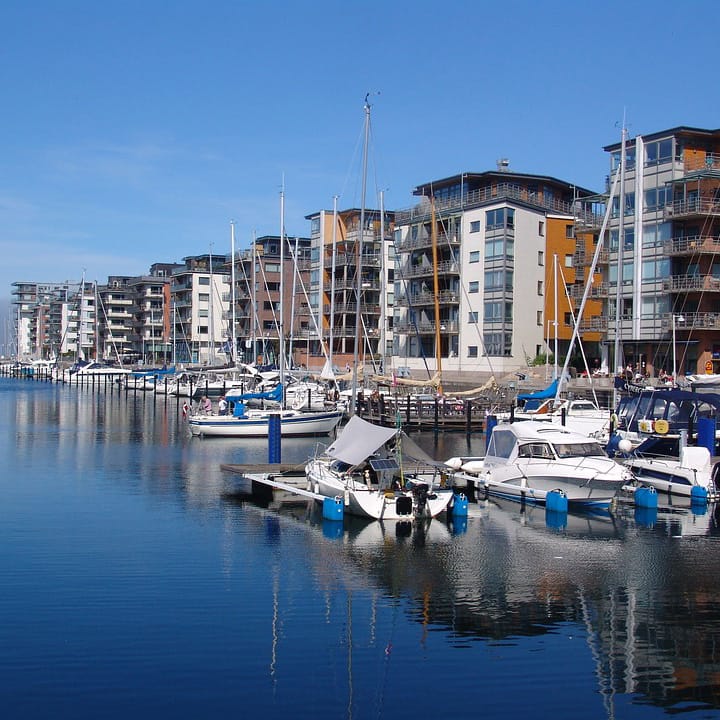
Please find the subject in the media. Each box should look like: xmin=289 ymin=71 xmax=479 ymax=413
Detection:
xmin=654 ymin=419 xmax=669 ymax=435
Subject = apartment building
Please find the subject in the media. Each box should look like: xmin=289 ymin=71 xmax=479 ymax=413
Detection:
xmin=590 ymin=126 xmax=720 ymax=378
xmin=10 ymin=281 xmax=79 ymax=359
xmin=230 ymin=234 xmax=311 ymax=367
xmin=392 ymin=167 xmax=602 ymax=381
xmin=303 ymin=207 xmax=394 ymax=372
xmin=170 ymin=253 xmax=230 ymax=366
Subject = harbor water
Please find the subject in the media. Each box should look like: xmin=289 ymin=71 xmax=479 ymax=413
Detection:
xmin=3 ymin=377 xmax=720 ymax=719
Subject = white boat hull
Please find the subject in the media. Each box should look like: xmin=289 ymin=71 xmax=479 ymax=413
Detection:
xmin=188 ymin=409 xmax=343 ymax=437
xmin=623 ymin=455 xmax=719 ymax=497
xmin=306 ymin=459 xmax=454 ymax=520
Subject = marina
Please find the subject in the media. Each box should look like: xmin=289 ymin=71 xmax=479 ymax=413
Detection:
xmin=3 ymin=376 xmax=720 ymax=719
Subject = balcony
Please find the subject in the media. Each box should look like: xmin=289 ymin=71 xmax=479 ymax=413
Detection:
xmin=664 ymin=235 xmax=720 ymax=256
xmin=664 ymin=274 xmax=720 ymax=292
xmin=569 ymin=282 xmax=609 ymax=300
xmin=395 ymin=232 xmax=461 ymax=253
xmin=394 ymin=320 xmax=459 ymax=335
xmin=395 ymin=182 xmax=587 ymax=225
xmin=402 ymin=260 xmax=460 ymax=279
xmin=573 ymin=246 xmax=609 ymax=266
xmin=661 ymin=312 xmax=720 ymax=332
xmin=394 ymin=290 xmax=459 ymax=308
xmin=664 ymin=200 xmax=720 ymax=220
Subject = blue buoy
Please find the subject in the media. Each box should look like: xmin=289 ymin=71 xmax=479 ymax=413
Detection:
xmin=545 ymin=510 xmax=567 ymax=530
xmin=322 ymin=519 xmax=344 ymax=539
xmin=450 ymin=516 xmax=468 ymax=535
xmin=634 ymin=506 xmax=657 ymax=528
xmin=546 ymin=489 xmax=568 ymax=513
xmin=634 ymin=486 xmax=658 ymax=509
xmin=691 ymin=485 xmax=709 ymax=505
xmin=451 ymin=493 xmax=469 ymax=517
xmin=322 ymin=496 xmax=344 ymax=521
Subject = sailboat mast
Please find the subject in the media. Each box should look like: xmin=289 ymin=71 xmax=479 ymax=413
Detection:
xmin=379 ymin=189 xmax=386 ymax=373
xmin=329 ymin=197 xmax=338 ymax=373
xmin=252 ymin=230 xmax=258 ymax=364
xmin=230 ymin=221 xmax=237 ymax=367
xmin=279 ymin=183 xmax=286 ymax=393
xmin=553 ymin=253 xmax=559 ymax=379
xmin=431 ymin=196 xmax=443 ymax=395
xmin=350 ymin=98 xmax=371 ymax=417
xmin=614 ymin=121 xmax=628 ymax=379
xmin=208 ymin=243 xmax=215 ymax=365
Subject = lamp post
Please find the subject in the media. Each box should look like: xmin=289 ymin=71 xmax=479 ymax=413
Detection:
xmin=672 ymin=314 xmax=685 ymax=384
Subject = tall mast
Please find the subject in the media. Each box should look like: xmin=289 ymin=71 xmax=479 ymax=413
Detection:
xmin=252 ymin=230 xmax=257 ymax=363
xmin=230 ymin=221 xmax=237 ymax=367
xmin=431 ymin=195 xmax=443 ymax=394
xmin=329 ymin=197 xmax=338 ymax=373
xmin=350 ymin=98 xmax=370 ymax=417
xmin=614 ymin=121 xmax=627 ymax=378
xmin=208 ymin=243 xmax=215 ymax=366
xmin=379 ymin=189 xmax=386 ymax=373
xmin=553 ymin=253 xmax=559 ymax=379
xmin=279 ymin=181 xmax=286 ymax=392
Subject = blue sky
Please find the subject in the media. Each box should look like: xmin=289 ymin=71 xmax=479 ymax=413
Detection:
xmin=2 ymin=0 xmax=719 ymax=314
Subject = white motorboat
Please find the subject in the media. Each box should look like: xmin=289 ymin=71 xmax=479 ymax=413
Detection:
xmin=447 ymin=420 xmax=634 ymax=511
xmin=620 ymin=435 xmax=720 ymax=499
xmin=305 ymin=415 xmax=456 ymax=521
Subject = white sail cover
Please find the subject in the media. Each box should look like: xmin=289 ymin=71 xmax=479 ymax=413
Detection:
xmin=325 ymin=416 xmax=398 ymax=467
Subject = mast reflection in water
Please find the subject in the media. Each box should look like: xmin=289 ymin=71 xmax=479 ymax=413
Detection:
xmin=2 ymin=377 xmax=720 ymax=719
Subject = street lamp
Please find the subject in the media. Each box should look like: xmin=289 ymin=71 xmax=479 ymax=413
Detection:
xmin=672 ymin=314 xmax=685 ymax=384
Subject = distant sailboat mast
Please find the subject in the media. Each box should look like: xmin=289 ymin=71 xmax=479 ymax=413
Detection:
xmin=230 ymin=221 xmax=237 ymax=367
xmin=350 ymin=98 xmax=371 ymax=417
xmin=279 ymin=181 xmax=286 ymax=396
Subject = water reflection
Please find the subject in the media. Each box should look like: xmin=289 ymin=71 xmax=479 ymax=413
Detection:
xmin=235 ymin=481 xmax=720 ymax=714
xmin=5 ymin=379 xmax=720 ymax=717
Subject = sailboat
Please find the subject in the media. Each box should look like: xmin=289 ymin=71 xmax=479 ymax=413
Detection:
xmin=188 ymin=212 xmax=343 ymax=438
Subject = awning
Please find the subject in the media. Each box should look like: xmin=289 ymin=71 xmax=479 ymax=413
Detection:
xmin=325 ymin=416 xmax=398 ymax=467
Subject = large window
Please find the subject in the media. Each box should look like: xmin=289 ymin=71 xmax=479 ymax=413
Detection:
xmin=484 ymin=269 xmax=513 ymax=291
xmin=485 ymin=208 xmax=515 ymax=230
xmin=646 ymin=139 xmax=673 ymax=165
xmin=641 ymin=257 xmax=670 ymax=282
xmin=483 ymin=332 xmax=513 ymax=357
xmin=484 ymin=301 xmax=512 ymax=322
xmin=485 ymin=238 xmax=514 ymax=260
xmin=644 ymin=186 xmax=673 ymax=211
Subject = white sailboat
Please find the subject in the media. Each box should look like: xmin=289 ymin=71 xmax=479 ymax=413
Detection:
xmin=188 ymin=210 xmax=343 ymax=437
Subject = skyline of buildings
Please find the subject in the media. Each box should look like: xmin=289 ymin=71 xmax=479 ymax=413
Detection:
xmin=9 ymin=123 xmax=720 ymax=382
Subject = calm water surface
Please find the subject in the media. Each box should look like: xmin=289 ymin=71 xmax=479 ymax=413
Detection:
xmin=2 ymin=378 xmax=720 ymax=719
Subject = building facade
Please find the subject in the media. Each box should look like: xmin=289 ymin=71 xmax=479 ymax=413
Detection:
xmin=304 ymin=206 xmax=394 ymax=372
xmin=170 ymin=254 xmax=230 ymax=366
xmin=392 ymin=168 xmax=602 ymax=381
xmin=593 ymin=126 xmax=720 ymax=378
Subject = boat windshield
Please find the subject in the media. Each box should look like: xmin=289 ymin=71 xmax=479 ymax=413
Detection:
xmin=552 ymin=442 xmax=606 ymax=459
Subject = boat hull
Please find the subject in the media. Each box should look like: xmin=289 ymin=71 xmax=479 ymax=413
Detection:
xmin=188 ymin=410 xmax=343 ymax=437
xmin=306 ymin=459 xmax=454 ymax=520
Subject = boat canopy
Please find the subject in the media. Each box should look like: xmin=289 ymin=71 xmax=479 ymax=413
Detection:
xmin=229 ymin=384 xmax=283 ymax=403
xmin=326 ymin=416 xmax=398 ymax=467
xmin=517 ymin=379 xmax=559 ymax=402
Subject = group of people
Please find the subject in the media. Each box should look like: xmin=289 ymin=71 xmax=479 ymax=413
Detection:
xmin=198 ymin=395 xmax=229 ymax=415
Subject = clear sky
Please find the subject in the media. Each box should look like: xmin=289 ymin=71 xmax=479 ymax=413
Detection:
xmin=2 ymin=0 xmax=719 ymax=312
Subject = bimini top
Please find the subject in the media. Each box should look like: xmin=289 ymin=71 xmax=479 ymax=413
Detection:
xmin=325 ymin=416 xmax=398 ymax=467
